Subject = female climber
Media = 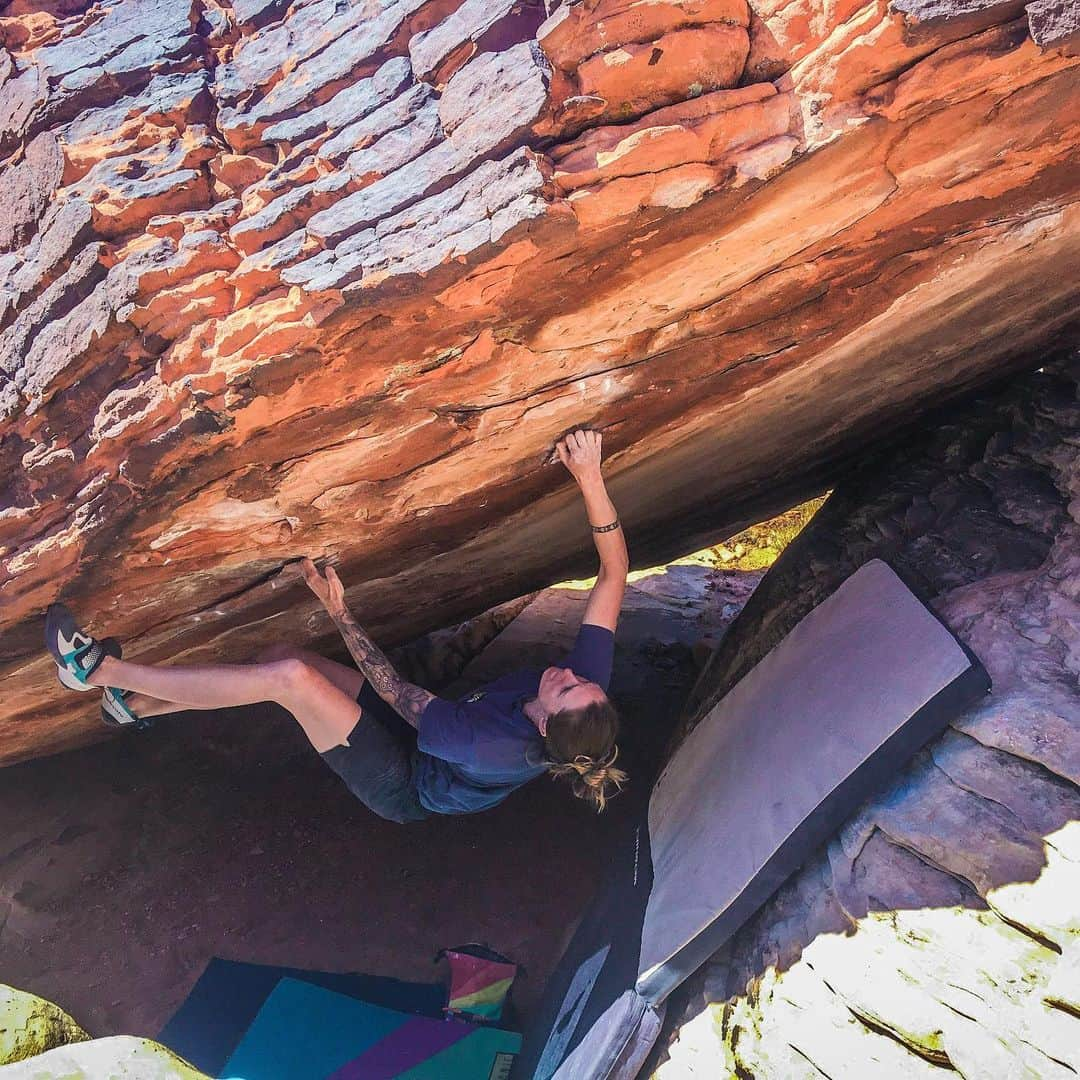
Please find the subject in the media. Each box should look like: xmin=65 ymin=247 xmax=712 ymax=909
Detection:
xmin=45 ymin=429 xmax=630 ymax=821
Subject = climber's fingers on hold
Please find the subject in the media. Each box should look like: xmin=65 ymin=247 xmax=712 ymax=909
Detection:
xmin=567 ymin=428 xmax=600 ymax=462
xmin=324 ymin=566 xmax=347 ymax=611
xmin=299 ymin=556 xmax=335 ymax=608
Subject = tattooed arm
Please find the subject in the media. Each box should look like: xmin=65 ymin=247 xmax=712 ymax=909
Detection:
xmin=299 ymin=558 xmax=433 ymax=729
xmin=331 ymin=607 xmax=434 ymax=728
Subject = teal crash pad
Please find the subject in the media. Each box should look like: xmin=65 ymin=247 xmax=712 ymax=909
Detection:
xmin=222 ymin=978 xmax=519 ymax=1080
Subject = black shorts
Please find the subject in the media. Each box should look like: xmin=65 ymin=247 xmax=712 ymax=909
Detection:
xmin=319 ymin=682 xmax=430 ymax=824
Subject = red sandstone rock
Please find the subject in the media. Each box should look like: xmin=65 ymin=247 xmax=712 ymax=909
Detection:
xmin=891 ymin=0 xmax=1029 ymax=43
xmin=539 ymin=0 xmax=750 ymax=72
xmin=550 ymin=84 xmax=787 ymax=191
xmin=0 ymin=0 xmax=1077 ymax=769
xmin=410 ymin=0 xmax=518 ymax=83
xmin=573 ymin=24 xmax=750 ymax=123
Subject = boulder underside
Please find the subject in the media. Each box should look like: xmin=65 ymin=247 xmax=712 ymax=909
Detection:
xmin=1 ymin=0 xmax=1079 ymax=763
xmin=652 ymin=355 xmax=1080 ymax=1078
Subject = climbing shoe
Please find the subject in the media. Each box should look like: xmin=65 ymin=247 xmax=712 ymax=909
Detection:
xmin=101 ymin=686 xmax=152 ymax=730
xmin=45 ymin=603 xmax=112 ymax=689
xmin=57 ymin=636 xmax=122 ymax=692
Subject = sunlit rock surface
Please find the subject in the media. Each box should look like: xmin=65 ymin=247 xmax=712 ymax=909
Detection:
xmin=3 ymin=1035 xmax=210 ymax=1079
xmin=651 ymin=356 xmax=1080 ymax=1077
xmin=0 ymin=983 xmax=88 ymax=1064
xmin=1 ymin=0 xmax=1078 ymax=764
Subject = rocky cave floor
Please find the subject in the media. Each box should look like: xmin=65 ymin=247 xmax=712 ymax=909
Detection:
xmin=0 ymin=553 xmax=760 ymax=1041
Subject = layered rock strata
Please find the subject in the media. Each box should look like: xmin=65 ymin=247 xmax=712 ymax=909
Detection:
xmin=653 ymin=353 xmax=1080 ymax=1078
xmin=1 ymin=0 xmax=1078 ymax=763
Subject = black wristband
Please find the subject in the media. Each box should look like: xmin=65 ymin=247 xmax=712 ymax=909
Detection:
xmin=591 ymin=518 xmax=621 ymax=533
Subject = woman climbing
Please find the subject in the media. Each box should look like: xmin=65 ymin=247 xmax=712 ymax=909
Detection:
xmin=45 ymin=429 xmax=630 ymax=821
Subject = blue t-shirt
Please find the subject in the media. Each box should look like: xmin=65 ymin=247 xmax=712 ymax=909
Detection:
xmin=414 ymin=623 xmax=615 ymax=815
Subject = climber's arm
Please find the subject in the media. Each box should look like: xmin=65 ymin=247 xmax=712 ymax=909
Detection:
xmin=555 ymin=429 xmax=629 ymax=634
xmin=299 ymin=558 xmax=433 ymax=729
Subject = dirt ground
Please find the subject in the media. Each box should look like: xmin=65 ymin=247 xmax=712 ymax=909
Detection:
xmin=0 ymin=564 xmax=759 ymax=1045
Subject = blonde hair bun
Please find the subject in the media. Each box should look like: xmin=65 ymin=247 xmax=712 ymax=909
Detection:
xmin=548 ymin=747 xmax=628 ymax=812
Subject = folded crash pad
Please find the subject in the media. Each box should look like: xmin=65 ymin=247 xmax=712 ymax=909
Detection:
xmin=509 ymin=818 xmax=660 ymax=1080
xmin=515 ymin=559 xmax=991 ymax=1079
xmin=221 ymin=978 xmax=520 ymax=1080
xmin=637 ymin=558 xmax=990 ymax=1000
xmin=158 ymin=959 xmax=444 ymax=1076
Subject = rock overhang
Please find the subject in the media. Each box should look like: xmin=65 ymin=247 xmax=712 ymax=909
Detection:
xmin=0 ymin=0 xmax=1078 ymax=763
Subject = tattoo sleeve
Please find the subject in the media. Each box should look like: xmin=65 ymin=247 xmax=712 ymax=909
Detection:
xmin=332 ymin=610 xmax=434 ymax=729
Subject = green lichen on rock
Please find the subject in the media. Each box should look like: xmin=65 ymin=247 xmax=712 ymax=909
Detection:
xmin=0 ymin=984 xmax=88 ymax=1065
xmin=709 ymin=495 xmax=828 ymax=571
xmin=0 ymin=1035 xmax=211 ymax=1079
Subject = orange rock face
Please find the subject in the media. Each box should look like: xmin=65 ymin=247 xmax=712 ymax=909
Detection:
xmin=1 ymin=0 xmax=1078 ymax=764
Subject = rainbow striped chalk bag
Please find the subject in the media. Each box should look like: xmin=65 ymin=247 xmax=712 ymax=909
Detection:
xmin=437 ymin=944 xmax=519 ymax=1024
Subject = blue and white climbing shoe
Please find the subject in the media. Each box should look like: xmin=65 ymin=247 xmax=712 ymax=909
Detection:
xmin=101 ymin=686 xmax=151 ymax=730
xmin=45 ymin=603 xmax=111 ymax=689
xmin=57 ymin=636 xmax=122 ymax=692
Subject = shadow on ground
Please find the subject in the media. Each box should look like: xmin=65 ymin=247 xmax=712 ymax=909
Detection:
xmin=0 ymin=564 xmax=756 ymax=1042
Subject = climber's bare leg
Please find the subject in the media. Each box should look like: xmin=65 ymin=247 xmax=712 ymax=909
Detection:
xmin=87 ymin=651 xmax=363 ymax=752
xmin=123 ymin=646 xmax=366 ymax=720
xmin=259 ymin=644 xmax=366 ymax=700
xmin=122 ymin=646 xmax=366 ymax=721
xmin=122 ymin=692 xmax=212 ymax=719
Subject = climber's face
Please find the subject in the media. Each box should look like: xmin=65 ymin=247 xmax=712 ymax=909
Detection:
xmin=536 ymin=665 xmax=607 ymax=721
